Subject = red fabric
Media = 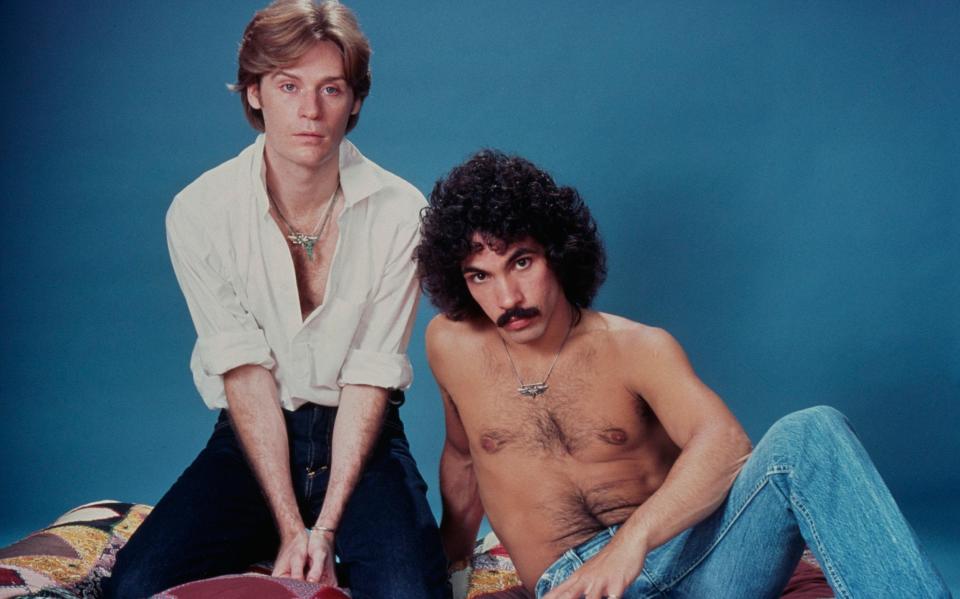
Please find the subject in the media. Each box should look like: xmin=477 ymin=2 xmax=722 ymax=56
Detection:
xmin=781 ymin=557 xmax=834 ymax=598
xmin=153 ymin=574 xmax=349 ymax=599
xmin=0 ymin=567 xmax=26 ymax=587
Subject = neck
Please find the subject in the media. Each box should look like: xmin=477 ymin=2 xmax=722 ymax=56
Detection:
xmin=263 ymin=146 xmax=341 ymax=218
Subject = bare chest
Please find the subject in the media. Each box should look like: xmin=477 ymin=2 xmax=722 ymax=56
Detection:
xmin=457 ymin=346 xmax=652 ymax=459
xmin=273 ymin=211 xmax=342 ymax=320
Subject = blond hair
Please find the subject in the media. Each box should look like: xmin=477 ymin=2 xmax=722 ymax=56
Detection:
xmin=231 ymin=0 xmax=371 ymax=132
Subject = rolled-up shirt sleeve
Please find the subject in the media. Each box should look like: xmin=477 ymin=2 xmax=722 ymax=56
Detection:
xmin=166 ymin=200 xmax=275 ymax=387
xmin=338 ymin=220 xmax=420 ymax=390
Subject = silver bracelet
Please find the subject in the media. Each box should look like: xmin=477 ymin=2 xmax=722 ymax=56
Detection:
xmin=311 ymin=524 xmax=336 ymax=535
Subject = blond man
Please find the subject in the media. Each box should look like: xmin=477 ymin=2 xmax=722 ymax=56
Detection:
xmin=105 ymin=3 xmax=448 ymax=597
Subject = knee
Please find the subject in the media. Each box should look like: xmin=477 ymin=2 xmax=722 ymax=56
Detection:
xmin=770 ymin=405 xmax=851 ymax=439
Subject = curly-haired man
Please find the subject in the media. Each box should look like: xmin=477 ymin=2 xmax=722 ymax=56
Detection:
xmin=416 ymin=150 xmax=948 ymax=599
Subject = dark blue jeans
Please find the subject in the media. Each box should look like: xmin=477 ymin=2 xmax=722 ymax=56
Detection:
xmin=104 ymin=396 xmax=450 ymax=599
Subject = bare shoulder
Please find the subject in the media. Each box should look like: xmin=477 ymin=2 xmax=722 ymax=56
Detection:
xmin=425 ymin=314 xmax=491 ymax=369
xmin=589 ymin=312 xmax=688 ymax=365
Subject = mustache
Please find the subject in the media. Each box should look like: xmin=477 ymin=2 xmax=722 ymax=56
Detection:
xmin=496 ymin=306 xmax=540 ymax=328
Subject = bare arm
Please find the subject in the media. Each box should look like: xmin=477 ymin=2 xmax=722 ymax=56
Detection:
xmin=222 ymin=365 xmax=305 ymax=562
xmin=545 ymin=327 xmax=752 ymax=599
xmin=314 ymin=383 xmax=389 ymax=529
xmin=427 ymin=317 xmax=485 ymax=565
xmin=619 ymin=328 xmax=751 ymax=551
xmin=301 ymin=383 xmax=389 ymax=584
xmin=438 ymin=387 xmax=484 ymax=565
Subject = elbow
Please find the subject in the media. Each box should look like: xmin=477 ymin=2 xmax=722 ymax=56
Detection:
xmin=725 ymin=424 xmax=753 ymax=480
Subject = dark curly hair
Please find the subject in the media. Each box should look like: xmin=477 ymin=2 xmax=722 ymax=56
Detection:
xmin=415 ymin=150 xmax=607 ymax=321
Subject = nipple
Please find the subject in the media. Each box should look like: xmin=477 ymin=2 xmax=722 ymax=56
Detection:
xmin=599 ymin=428 xmax=628 ymax=445
xmin=480 ymin=432 xmax=507 ymax=453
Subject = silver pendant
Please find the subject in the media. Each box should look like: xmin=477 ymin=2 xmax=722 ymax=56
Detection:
xmin=518 ymin=383 xmax=549 ymax=397
xmin=288 ymin=233 xmax=320 ymax=260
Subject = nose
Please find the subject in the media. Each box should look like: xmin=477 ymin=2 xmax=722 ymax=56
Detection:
xmin=299 ymin=91 xmax=322 ymax=120
xmin=495 ymin=277 xmax=523 ymax=310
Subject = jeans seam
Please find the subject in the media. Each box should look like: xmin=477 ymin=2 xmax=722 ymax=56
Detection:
xmin=305 ymin=408 xmax=317 ymax=498
xmin=782 ymin=483 xmax=851 ymax=599
xmin=661 ymin=466 xmax=784 ymax=589
xmin=551 ymin=549 xmax=583 ymax=590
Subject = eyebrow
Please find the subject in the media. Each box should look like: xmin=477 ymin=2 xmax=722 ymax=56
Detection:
xmin=272 ymin=70 xmax=347 ymax=84
xmin=461 ymin=265 xmax=486 ymax=276
xmin=506 ymin=246 xmax=538 ymax=263
xmin=461 ymin=246 xmax=538 ymax=275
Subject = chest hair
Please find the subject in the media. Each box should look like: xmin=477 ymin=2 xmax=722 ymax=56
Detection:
xmin=478 ymin=344 xmax=633 ymax=456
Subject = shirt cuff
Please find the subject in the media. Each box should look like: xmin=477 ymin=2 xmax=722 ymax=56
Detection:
xmin=196 ymin=330 xmax=276 ymax=376
xmin=338 ymin=348 xmax=413 ymax=390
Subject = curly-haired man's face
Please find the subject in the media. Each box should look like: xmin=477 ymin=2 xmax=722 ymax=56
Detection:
xmin=461 ymin=234 xmax=570 ymax=345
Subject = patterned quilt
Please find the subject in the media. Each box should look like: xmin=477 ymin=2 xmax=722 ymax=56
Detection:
xmin=1 ymin=501 xmax=834 ymax=598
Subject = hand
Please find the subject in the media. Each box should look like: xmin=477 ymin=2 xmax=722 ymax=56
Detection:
xmin=305 ymin=529 xmax=338 ymax=585
xmin=272 ymin=528 xmax=338 ymax=586
xmin=273 ymin=529 xmax=310 ymax=580
xmin=541 ymin=535 xmax=645 ymax=599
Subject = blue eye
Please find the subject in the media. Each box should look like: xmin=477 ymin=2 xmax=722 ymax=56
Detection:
xmin=281 ymin=83 xmax=297 ymax=93
xmin=322 ymin=85 xmax=341 ymax=96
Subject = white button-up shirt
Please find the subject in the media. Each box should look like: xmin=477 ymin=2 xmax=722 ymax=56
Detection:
xmin=166 ymin=135 xmax=424 ymax=410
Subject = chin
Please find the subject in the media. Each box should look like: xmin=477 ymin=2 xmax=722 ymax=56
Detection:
xmin=505 ymin=324 xmax=546 ymax=345
xmin=296 ymin=150 xmax=337 ymax=169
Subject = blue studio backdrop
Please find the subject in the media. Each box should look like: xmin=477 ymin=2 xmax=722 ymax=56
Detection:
xmin=1 ymin=0 xmax=957 ymax=588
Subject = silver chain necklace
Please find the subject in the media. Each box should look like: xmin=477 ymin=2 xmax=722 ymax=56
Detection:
xmin=500 ymin=317 xmax=575 ymax=398
xmin=268 ymin=186 xmax=339 ymax=260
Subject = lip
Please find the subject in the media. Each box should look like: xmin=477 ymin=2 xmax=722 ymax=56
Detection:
xmin=503 ymin=316 xmax=533 ymax=331
xmin=295 ymin=132 xmax=327 ymax=141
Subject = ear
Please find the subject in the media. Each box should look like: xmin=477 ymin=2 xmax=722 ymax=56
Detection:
xmin=351 ymin=98 xmax=362 ymax=115
xmin=247 ymin=84 xmax=262 ymax=110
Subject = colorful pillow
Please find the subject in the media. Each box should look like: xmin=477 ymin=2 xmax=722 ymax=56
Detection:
xmin=0 ymin=500 xmax=152 ymax=598
xmin=454 ymin=533 xmax=835 ymax=599
xmin=153 ymin=574 xmax=349 ymax=599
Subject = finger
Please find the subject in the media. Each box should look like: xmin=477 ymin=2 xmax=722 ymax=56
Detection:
xmin=584 ymin=585 xmax=603 ymax=599
xmin=583 ymin=581 xmax=603 ymax=599
xmin=288 ymin=551 xmax=306 ymax=580
xmin=543 ymin=578 xmax=581 ymax=599
xmin=305 ymin=550 xmax=325 ymax=583
xmin=321 ymin=556 xmax=339 ymax=586
xmin=271 ymin=554 xmax=289 ymax=578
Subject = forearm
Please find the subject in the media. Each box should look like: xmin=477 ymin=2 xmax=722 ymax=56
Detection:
xmin=224 ymin=364 xmax=303 ymax=540
xmin=618 ymin=422 xmax=752 ymax=554
xmin=439 ymin=443 xmax=484 ymax=563
xmin=312 ymin=383 xmax=389 ymax=531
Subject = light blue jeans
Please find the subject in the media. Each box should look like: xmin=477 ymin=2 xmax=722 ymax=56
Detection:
xmin=535 ymin=406 xmax=951 ymax=598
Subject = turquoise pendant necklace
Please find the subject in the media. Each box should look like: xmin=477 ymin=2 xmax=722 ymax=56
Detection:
xmin=268 ymin=187 xmax=339 ymax=260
